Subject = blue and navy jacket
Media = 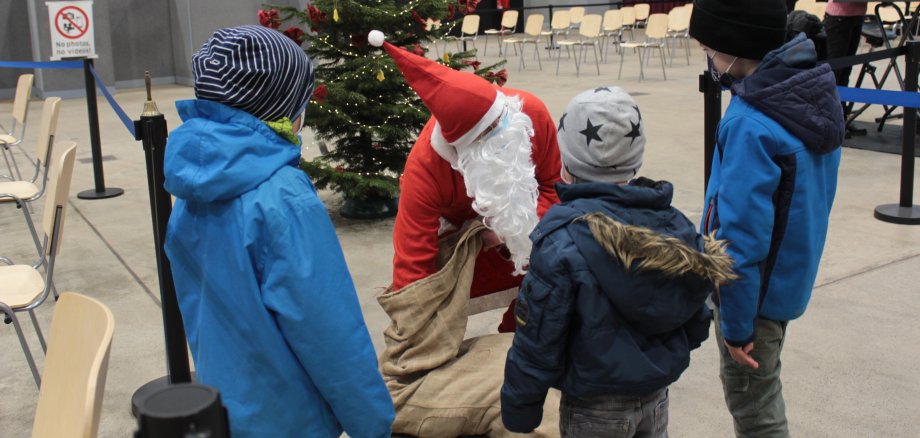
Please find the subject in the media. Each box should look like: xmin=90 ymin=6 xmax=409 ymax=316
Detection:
xmin=703 ymin=34 xmax=844 ymax=346
xmin=163 ymin=100 xmax=394 ymax=437
xmin=501 ymin=179 xmax=735 ymax=433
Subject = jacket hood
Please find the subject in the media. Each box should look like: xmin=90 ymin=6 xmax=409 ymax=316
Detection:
xmin=539 ymin=179 xmax=735 ymax=334
xmin=164 ymin=99 xmax=301 ymax=202
xmin=731 ymin=33 xmax=844 ymax=154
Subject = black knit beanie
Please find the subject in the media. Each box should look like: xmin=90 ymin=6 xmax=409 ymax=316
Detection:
xmin=689 ymin=0 xmax=788 ymax=60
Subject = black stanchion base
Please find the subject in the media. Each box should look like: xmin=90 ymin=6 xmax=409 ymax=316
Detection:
xmin=131 ymin=373 xmax=198 ymax=418
xmin=77 ymin=187 xmax=125 ymax=200
xmin=874 ymin=204 xmax=920 ymax=225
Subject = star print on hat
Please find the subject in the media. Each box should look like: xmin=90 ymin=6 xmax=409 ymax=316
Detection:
xmin=557 ymin=86 xmax=645 ymax=183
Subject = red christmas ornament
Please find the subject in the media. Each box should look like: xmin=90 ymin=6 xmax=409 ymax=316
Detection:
xmin=411 ymin=43 xmax=425 ymax=56
xmin=411 ymin=10 xmax=427 ymax=26
xmin=312 ymin=84 xmax=328 ymax=103
xmin=335 ymin=165 xmax=345 ymax=173
xmin=258 ymin=9 xmax=281 ymax=29
xmin=308 ymin=4 xmax=328 ymax=32
xmin=283 ymin=26 xmax=305 ymax=45
xmin=445 ymin=4 xmax=456 ymax=20
xmin=458 ymin=0 xmax=481 ymax=15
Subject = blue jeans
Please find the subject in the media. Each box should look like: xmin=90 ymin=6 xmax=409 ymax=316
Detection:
xmin=559 ymin=388 xmax=669 ymax=438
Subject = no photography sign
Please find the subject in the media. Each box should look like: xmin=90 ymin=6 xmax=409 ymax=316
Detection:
xmin=47 ymin=1 xmax=97 ymax=60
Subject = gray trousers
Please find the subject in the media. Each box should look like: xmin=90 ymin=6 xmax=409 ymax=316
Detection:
xmin=559 ymin=388 xmax=669 ymax=438
xmin=714 ymin=307 xmax=790 ymax=438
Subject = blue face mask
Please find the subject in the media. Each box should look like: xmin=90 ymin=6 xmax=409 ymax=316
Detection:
xmin=707 ymin=51 xmax=738 ymax=90
xmin=480 ymin=112 xmax=511 ymax=143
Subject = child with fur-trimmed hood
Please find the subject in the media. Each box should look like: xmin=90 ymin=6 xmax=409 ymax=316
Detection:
xmin=501 ymin=87 xmax=735 ymax=437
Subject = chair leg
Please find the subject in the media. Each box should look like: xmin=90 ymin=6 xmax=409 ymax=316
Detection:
xmin=659 ymin=46 xmax=667 ymax=80
xmin=556 ymin=46 xmax=563 ymax=75
xmin=1 ymin=143 xmax=23 ymax=181
xmin=637 ymin=47 xmax=646 ymax=81
xmin=2 ymin=304 xmax=41 ymax=387
xmin=593 ymin=45 xmax=601 ymax=75
xmin=534 ymin=42 xmax=543 ymax=70
xmin=684 ymin=38 xmax=691 ymax=65
xmin=29 ymin=309 xmax=46 ymax=353
xmin=618 ymin=47 xmax=626 ymax=80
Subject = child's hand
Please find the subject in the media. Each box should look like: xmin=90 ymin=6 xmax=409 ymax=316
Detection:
xmin=725 ymin=341 xmax=759 ymax=369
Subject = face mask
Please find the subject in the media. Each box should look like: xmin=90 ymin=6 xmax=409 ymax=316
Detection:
xmin=480 ymin=112 xmax=512 ymax=143
xmin=707 ymin=51 xmax=738 ymax=90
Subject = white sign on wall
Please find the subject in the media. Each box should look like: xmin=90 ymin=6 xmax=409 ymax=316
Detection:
xmin=46 ymin=1 xmax=97 ymax=60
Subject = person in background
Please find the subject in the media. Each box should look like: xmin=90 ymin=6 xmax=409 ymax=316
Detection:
xmin=824 ymin=0 xmax=868 ymax=135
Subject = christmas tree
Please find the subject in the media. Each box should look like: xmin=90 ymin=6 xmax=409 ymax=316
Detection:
xmin=260 ymin=0 xmax=506 ymax=217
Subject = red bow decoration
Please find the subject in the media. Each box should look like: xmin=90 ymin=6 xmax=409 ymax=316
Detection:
xmin=410 ymin=43 xmax=425 ymax=56
xmin=258 ymin=9 xmax=281 ymax=29
xmin=308 ymin=4 xmax=328 ymax=31
xmin=462 ymin=59 xmax=482 ymax=71
xmin=485 ymin=69 xmax=508 ymax=87
xmin=445 ymin=4 xmax=456 ymax=20
xmin=458 ymin=0 xmax=481 ymax=15
xmin=411 ymin=10 xmax=427 ymax=26
xmin=283 ymin=26 xmax=305 ymax=45
xmin=312 ymin=84 xmax=328 ymax=104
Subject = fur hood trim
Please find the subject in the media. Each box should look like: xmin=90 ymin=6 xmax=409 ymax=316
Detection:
xmin=579 ymin=213 xmax=737 ymax=286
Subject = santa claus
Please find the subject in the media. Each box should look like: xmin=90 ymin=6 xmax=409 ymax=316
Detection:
xmin=369 ymin=31 xmax=561 ymax=332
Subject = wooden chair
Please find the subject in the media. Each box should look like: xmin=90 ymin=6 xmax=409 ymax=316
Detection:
xmin=619 ymin=13 xmax=669 ymax=81
xmin=484 ymin=10 xmax=519 ymax=56
xmin=0 ymin=143 xmax=76 ymax=387
xmin=666 ymin=5 xmax=691 ymax=66
xmin=601 ymin=9 xmax=624 ymax=62
xmin=634 ymin=3 xmax=651 ymax=28
xmin=568 ymin=6 xmax=586 ymax=31
xmin=456 ymin=14 xmax=481 ymax=52
xmin=503 ymin=14 xmax=546 ymax=70
xmin=31 ymin=292 xmax=115 ymax=438
xmin=793 ymin=0 xmax=816 ymax=11
xmin=556 ymin=14 xmax=604 ymax=77
xmin=541 ymin=10 xmax=571 ymax=56
xmin=0 ymin=97 xmax=62 ymax=220
xmin=620 ymin=6 xmax=637 ymax=41
xmin=1 ymin=74 xmax=35 ymax=181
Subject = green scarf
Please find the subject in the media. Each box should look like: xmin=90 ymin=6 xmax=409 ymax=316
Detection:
xmin=263 ymin=117 xmax=301 ymax=146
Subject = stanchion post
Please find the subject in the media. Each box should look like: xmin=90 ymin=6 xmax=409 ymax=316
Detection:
xmin=699 ymin=72 xmax=722 ymax=189
xmin=77 ymin=58 xmax=124 ymax=200
xmin=874 ymin=41 xmax=920 ymax=224
xmin=131 ymin=73 xmax=229 ymax=437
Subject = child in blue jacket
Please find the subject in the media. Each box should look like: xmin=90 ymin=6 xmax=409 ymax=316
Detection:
xmin=501 ymin=87 xmax=735 ymax=437
xmin=690 ymin=0 xmax=844 ymax=435
xmin=163 ymin=25 xmax=394 ymax=437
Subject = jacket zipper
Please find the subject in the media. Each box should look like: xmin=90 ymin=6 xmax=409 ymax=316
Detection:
xmin=704 ymin=196 xmax=715 ymax=234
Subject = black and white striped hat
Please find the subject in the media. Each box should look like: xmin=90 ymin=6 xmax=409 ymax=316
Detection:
xmin=192 ymin=25 xmax=315 ymax=121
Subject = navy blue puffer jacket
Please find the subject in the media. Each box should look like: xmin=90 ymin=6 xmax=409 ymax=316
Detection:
xmin=501 ymin=178 xmax=735 ymax=433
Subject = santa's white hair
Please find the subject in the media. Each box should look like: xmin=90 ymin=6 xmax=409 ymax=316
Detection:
xmin=454 ymin=95 xmax=538 ymax=274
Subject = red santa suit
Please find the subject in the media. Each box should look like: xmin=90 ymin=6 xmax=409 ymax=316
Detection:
xmin=392 ymin=87 xmax=561 ymax=298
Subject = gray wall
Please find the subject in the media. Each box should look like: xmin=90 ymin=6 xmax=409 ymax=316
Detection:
xmin=0 ymin=0 xmax=304 ymax=97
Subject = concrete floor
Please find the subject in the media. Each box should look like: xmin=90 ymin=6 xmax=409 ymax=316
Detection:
xmin=2 ymin=38 xmax=920 ymax=437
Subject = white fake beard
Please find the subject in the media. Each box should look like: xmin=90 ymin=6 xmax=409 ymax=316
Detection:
xmin=455 ymin=98 xmax=539 ymax=275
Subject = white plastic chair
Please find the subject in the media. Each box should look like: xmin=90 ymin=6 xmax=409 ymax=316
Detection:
xmin=601 ymin=9 xmax=624 ymax=61
xmin=619 ymin=13 xmax=669 ymax=81
xmin=484 ymin=10 xmax=519 ymax=56
xmin=1 ymin=74 xmax=35 ymax=181
xmin=541 ymin=10 xmax=571 ymax=55
xmin=621 ymin=6 xmax=637 ymax=41
xmin=568 ymin=6 xmax=586 ymax=31
xmin=634 ymin=3 xmax=651 ymax=28
xmin=556 ymin=14 xmax=604 ymax=77
xmin=666 ymin=5 xmax=691 ymax=66
xmin=456 ymin=14 xmax=481 ymax=52
xmin=1 ymin=143 xmax=77 ymax=387
xmin=31 ymin=292 xmax=114 ymax=438
xmin=503 ymin=14 xmax=546 ymax=70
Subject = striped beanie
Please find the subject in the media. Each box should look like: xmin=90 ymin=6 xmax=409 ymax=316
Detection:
xmin=192 ymin=25 xmax=315 ymax=121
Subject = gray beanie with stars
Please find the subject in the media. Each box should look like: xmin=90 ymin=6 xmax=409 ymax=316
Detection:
xmin=557 ymin=86 xmax=645 ymax=183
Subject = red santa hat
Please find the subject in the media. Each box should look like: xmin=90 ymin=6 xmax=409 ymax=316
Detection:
xmin=369 ymin=30 xmax=506 ymax=149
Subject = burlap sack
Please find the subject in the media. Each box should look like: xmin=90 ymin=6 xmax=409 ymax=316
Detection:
xmin=378 ymin=222 xmax=559 ymax=438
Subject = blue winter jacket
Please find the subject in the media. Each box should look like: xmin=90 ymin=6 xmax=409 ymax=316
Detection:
xmin=502 ymin=179 xmax=734 ymax=433
xmin=163 ymin=100 xmax=395 ymax=438
xmin=703 ymin=34 xmax=844 ymax=346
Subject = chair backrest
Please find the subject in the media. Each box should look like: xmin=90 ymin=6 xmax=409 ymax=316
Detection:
xmin=41 ymin=143 xmax=76 ymax=257
xmin=635 ymin=3 xmax=651 ymax=21
xmin=579 ymin=14 xmax=603 ymax=39
xmin=32 ymin=292 xmax=115 ymax=438
xmin=621 ymin=6 xmax=636 ymax=26
xmin=603 ymin=9 xmax=623 ymax=32
xmin=645 ymin=13 xmax=670 ymax=40
xmin=461 ymin=14 xmax=480 ymax=35
xmin=809 ymin=2 xmax=827 ymax=20
xmin=667 ymin=6 xmax=688 ymax=32
xmin=551 ymin=10 xmax=571 ymax=30
xmin=12 ymin=74 xmax=34 ymax=125
xmin=500 ymin=10 xmax=519 ymax=30
xmin=35 ymin=97 xmax=63 ymax=171
xmin=569 ymin=6 xmax=585 ymax=24
xmin=876 ymin=2 xmax=904 ymax=24
xmin=794 ymin=0 xmax=816 ymax=10
xmin=523 ymin=14 xmax=545 ymax=36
